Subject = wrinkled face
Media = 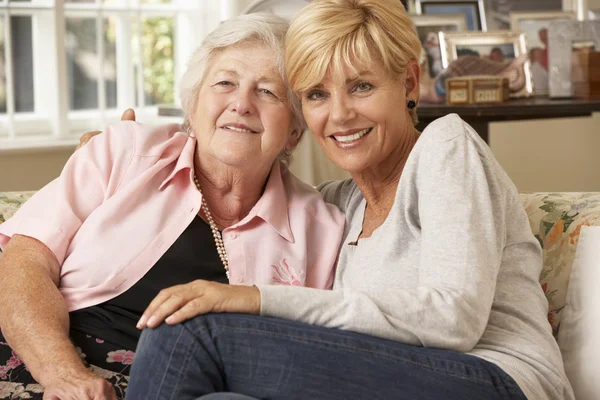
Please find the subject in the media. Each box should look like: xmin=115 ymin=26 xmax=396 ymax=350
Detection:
xmin=299 ymin=60 xmax=417 ymax=174
xmin=191 ymin=43 xmax=295 ymax=170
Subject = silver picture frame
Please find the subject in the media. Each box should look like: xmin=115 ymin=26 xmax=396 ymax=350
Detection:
xmin=510 ymin=11 xmax=577 ymax=95
xmin=411 ymin=13 xmax=469 ymax=77
xmin=548 ymin=20 xmax=600 ymax=98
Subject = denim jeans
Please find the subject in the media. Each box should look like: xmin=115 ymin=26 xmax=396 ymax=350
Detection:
xmin=126 ymin=313 xmax=527 ymax=400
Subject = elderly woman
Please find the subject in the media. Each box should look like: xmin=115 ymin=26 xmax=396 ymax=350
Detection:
xmin=0 ymin=13 xmax=344 ymax=400
xmin=125 ymin=1 xmax=574 ymax=400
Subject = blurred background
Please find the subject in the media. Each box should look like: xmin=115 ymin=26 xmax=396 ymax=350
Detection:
xmin=0 ymin=0 xmax=599 ymax=193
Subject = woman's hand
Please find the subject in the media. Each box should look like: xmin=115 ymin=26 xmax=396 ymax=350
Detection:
xmin=42 ymin=367 xmax=116 ymax=400
xmin=75 ymin=109 xmax=136 ymax=151
xmin=137 ymin=280 xmax=261 ymax=329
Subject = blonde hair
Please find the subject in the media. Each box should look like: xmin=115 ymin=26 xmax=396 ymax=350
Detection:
xmin=179 ymin=13 xmax=306 ymax=162
xmin=285 ymin=0 xmax=422 ymax=125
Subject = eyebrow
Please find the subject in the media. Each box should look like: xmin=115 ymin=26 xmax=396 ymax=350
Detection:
xmin=346 ymin=70 xmax=373 ymax=84
xmin=214 ymin=69 xmax=280 ymax=85
xmin=308 ymin=70 xmax=374 ymax=90
xmin=214 ymin=69 xmax=239 ymax=77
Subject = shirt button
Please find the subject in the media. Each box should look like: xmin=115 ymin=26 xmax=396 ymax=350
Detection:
xmin=229 ymin=232 xmax=239 ymax=240
xmin=236 ymin=277 xmax=244 ymax=284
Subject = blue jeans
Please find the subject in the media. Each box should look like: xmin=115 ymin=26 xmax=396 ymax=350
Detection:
xmin=126 ymin=314 xmax=527 ymax=400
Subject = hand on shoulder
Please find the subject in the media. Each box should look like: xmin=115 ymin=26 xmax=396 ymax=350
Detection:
xmin=75 ymin=109 xmax=136 ymax=151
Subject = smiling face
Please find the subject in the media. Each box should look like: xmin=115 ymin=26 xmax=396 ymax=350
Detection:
xmin=190 ymin=43 xmax=295 ymax=170
xmin=300 ymin=59 xmax=419 ymax=175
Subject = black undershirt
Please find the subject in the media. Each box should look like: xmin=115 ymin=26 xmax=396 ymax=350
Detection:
xmin=69 ymin=215 xmax=227 ymax=350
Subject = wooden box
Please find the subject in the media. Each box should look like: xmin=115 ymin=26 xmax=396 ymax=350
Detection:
xmin=446 ymin=75 xmax=510 ymax=105
xmin=572 ymin=49 xmax=600 ymax=99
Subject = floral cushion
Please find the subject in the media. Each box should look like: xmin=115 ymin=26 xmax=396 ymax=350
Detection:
xmin=2 ymin=191 xmax=600 ymax=340
xmin=521 ymin=192 xmax=600 ymax=338
xmin=0 ymin=192 xmax=34 ymax=227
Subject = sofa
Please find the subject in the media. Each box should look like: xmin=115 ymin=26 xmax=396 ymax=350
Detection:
xmin=1 ymin=190 xmax=600 ymax=396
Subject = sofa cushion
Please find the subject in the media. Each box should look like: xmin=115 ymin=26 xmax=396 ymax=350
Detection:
xmin=557 ymin=226 xmax=600 ymax=400
xmin=0 ymin=192 xmax=34 ymax=226
xmin=521 ymin=192 xmax=600 ymax=338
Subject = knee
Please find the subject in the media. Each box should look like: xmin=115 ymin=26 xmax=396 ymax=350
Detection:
xmin=136 ymin=323 xmax=187 ymax=358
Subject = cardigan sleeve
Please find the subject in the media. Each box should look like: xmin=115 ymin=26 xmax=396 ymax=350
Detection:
xmin=258 ymin=121 xmax=512 ymax=352
xmin=0 ymin=123 xmax=135 ymax=266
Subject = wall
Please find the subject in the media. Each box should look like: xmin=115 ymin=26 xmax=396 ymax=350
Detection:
xmin=490 ymin=114 xmax=600 ymax=192
xmin=0 ymin=147 xmax=74 ymax=192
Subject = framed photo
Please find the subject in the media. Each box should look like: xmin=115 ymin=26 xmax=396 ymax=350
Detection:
xmin=486 ymin=0 xmax=565 ymax=30
xmin=439 ymin=31 xmax=533 ymax=97
xmin=415 ymin=0 xmax=487 ymax=31
xmin=411 ymin=14 xmax=468 ymax=77
xmin=589 ymin=9 xmax=600 ymax=20
xmin=510 ymin=11 xmax=576 ymax=95
xmin=547 ymin=20 xmax=600 ymax=98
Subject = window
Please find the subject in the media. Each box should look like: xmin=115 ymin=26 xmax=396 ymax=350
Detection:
xmin=0 ymin=0 xmax=223 ymax=151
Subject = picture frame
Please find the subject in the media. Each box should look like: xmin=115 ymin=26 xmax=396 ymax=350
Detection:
xmin=510 ymin=11 xmax=576 ymax=95
xmin=411 ymin=13 xmax=468 ymax=77
xmin=415 ymin=0 xmax=487 ymax=31
xmin=486 ymin=0 xmax=564 ymax=29
xmin=548 ymin=20 xmax=600 ymax=98
xmin=439 ymin=30 xmax=533 ymax=97
xmin=589 ymin=9 xmax=600 ymax=20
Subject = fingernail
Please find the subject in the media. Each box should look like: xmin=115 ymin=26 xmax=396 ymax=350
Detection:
xmin=147 ymin=316 xmax=157 ymax=327
xmin=165 ymin=316 xmax=174 ymax=324
xmin=137 ymin=315 xmax=147 ymax=329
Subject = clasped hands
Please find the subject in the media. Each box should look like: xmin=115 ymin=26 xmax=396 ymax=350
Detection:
xmin=137 ymin=279 xmax=261 ymax=329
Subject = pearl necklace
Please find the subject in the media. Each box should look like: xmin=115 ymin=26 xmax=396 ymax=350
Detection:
xmin=193 ymin=174 xmax=230 ymax=280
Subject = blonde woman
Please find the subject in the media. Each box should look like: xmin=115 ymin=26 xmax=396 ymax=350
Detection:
xmin=126 ymin=1 xmax=574 ymax=399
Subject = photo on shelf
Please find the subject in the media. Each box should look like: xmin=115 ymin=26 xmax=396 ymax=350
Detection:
xmin=415 ymin=0 xmax=486 ymax=31
xmin=510 ymin=11 xmax=576 ymax=95
xmin=411 ymin=14 xmax=468 ymax=77
xmin=486 ymin=0 xmax=563 ymax=30
xmin=547 ymin=20 xmax=600 ymax=98
xmin=455 ymin=43 xmax=515 ymax=60
xmin=439 ymin=30 xmax=532 ymax=97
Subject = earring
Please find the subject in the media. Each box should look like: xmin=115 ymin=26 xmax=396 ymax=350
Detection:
xmin=187 ymin=126 xmax=196 ymax=138
xmin=407 ymin=100 xmax=416 ymax=110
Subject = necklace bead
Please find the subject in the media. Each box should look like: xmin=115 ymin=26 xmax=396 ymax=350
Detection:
xmin=193 ymin=174 xmax=230 ymax=280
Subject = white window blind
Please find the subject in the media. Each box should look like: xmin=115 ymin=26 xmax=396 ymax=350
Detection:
xmin=0 ymin=0 xmax=221 ymax=151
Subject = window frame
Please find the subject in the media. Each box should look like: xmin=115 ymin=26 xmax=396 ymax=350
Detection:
xmin=0 ymin=0 xmax=216 ymax=153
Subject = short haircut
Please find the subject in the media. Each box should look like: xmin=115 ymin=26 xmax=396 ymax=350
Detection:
xmin=285 ymin=0 xmax=422 ymax=125
xmin=179 ymin=13 xmax=306 ymax=144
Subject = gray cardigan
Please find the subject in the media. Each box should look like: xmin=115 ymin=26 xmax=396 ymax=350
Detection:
xmin=257 ymin=114 xmax=573 ymax=400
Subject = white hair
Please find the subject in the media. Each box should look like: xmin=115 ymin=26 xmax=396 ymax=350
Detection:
xmin=179 ymin=13 xmax=306 ymax=160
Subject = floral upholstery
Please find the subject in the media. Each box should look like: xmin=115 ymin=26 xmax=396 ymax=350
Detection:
xmin=1 ymin=191 xmax=600 ymax=339
xmin=0 ymin=192 xmax=34 ymax=225
xmin=521 ymin=192 xmax=600 ymax=338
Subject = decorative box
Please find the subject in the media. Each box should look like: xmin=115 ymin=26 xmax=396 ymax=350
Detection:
xmin=446 ymin=75 xmax=510 ymax=105
xmin=572 ymin=48 xmax=600 ymax=99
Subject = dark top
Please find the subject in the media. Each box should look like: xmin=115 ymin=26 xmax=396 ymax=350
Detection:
xmin=69 ymin=215 xmax=227 ymax=350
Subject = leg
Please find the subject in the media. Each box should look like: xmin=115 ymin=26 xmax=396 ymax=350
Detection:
xmin=0 ymin=336 xmax=44 ymax=399
xmin=127 ymin=314 xmax=526 ymax=400
xmin=197 ymin=394 xmax=259 ymax=400
xmin=0 ymin=332 xmax=129 ymax=399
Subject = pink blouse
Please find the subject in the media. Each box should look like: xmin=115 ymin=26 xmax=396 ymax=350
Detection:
xmin=0 ymin=121 xmax=345 ymax=311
